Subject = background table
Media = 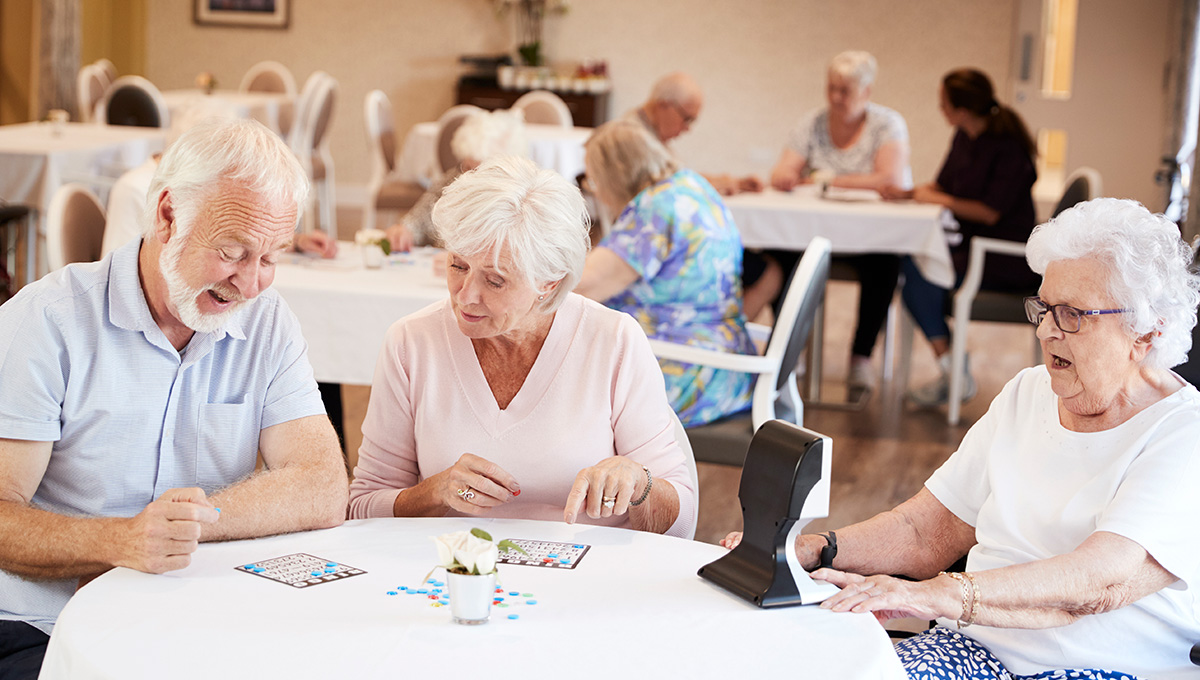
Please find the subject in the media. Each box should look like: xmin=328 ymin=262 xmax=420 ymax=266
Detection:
xmin=725 ymin=186 xmax=954 ymax=288
xmin=162 ymin=89 xmax=293 ymax=136
xmin=41 ymin=518 xmax=907 ymax=679
xmin=395 ymin=121 xmax=590 ymax=187
xmin=0 ymin=122 xmax=164 ymax=285
xmin=271 ymin=245 xmax=449 ymax=385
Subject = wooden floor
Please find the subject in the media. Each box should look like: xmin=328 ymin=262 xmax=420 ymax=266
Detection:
xmin=331 ymin=205 xmax=1040 ymax=546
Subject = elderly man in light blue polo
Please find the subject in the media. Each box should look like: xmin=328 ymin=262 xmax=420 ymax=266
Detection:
xmin=0 ymin=118 xmax=348 ymax=679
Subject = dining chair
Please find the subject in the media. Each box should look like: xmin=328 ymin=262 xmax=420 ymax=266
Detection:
xmin=434 ymin=105 xmax=485 ymax=174
xmin=240 ymin=60 xmax=298 ymax=137
xmin=917 ymin=166 xmax=1103 ymax=425
xmin=291 ymin=72 xmax=337 ymax=234
xmin=511 ymin=90 xmax=573 ymax=128
xmin=99 ymin=76 xmax=170 ymax=128
xmin=46 ymin=184 xmax=106 ymax=272
xmin=75 ymin=64 xmax=107 ymax=123
xmin=93 ymin=58 xmax=118 ymax=87
xmin=0 ymin=204 xmax=32 ymax=300
xmin=362 ymin=90 xmax=424 ymax=231
xmin=648 ymin=237 xmax=832 ymax=466
xmin=667 ymin=408 xmax=700 ymax=540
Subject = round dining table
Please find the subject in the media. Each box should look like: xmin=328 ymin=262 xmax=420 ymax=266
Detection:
xmin=39 ymin=517 xmax=907 ymax=679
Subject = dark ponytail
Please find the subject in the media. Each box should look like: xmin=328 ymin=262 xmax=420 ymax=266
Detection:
xmin=942 ymin=68 xmax=1036 ymax=159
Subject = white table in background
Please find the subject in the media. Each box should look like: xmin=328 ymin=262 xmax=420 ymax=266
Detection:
xmin=271 ymin=245 xmax=448 ymax=386
xmin=395 ymin=121 xmax=590 ymax=186
xmin=161 ymin=89 xmax=294 ymax=136
xmin=40 ymin=517 xmax=907 ymax=680
xmin=0 ymin=122 xmax=164 ymax=285
xmin=725 ymin=186 xmax=953 ymax=288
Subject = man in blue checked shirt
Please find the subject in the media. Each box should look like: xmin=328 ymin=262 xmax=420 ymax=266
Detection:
xmin=0 ymin=118 xmax=348 ymax=679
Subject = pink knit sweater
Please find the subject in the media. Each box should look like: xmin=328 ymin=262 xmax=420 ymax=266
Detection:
xmin=348 ymin=294 xmax=697 ymax=538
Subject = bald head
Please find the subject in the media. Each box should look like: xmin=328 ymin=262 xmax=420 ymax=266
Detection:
xmin=643 ymin=72 xmax=703 ymax=144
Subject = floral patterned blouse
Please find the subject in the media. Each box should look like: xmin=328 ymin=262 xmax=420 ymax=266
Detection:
xmin=598 ymin=169 xmax=755 ymax=426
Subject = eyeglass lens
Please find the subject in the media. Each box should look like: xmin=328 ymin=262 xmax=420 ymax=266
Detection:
xmin=1024 ymin=297 xmax=1082 ymax=333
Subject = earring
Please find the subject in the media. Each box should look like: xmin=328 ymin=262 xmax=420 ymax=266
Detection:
xmin=538 ymin=295 xmax=545 ymax=301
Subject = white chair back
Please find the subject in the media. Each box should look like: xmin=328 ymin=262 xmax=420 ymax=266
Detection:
xmin=47 ymin=184 xmax=106 ymax=271
xmin=76 ymin=64 xmax=107 ymax=123
xmin=99 ymin=76 xmax=169 ymax=128
xmin=434 ymin=104 xmax=485 ymax=173
xmin=240 ymin=60 xmax=297 ymax=95
xmin=93 ymin=58 xmax=118 ymax=87
xmin=668 ymin=408 xmax=700 ymax=540
xmin=512 ymin=90 xmax=573 ymax=127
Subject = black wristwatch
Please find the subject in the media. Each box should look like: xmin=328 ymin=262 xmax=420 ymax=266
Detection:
xmin=817 ymin=531 xmax=837 ymax=569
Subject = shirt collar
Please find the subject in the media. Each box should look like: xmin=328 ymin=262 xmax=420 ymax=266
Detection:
xmin=107 ymin=238 xmax=247 ymax=347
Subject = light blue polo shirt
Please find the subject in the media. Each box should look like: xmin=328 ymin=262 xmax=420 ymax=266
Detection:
xmin=0 ymin=237 xmax=326 ymax=633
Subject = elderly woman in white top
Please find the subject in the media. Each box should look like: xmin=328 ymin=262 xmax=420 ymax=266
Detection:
xmin=349 ymin=156 xmax=696 ymax=537
xmin=726 ymin=197 xmax=1200 ymax=679
xmin=751 ymin=51 xmax=912 ymax=394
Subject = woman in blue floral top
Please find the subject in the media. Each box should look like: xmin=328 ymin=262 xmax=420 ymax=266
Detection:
xmin=575 ymin=121 xmax=755 ymax=426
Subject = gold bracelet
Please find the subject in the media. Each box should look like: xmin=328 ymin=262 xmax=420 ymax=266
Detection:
xmin=940 ymin=571 xmax=974 ymax=627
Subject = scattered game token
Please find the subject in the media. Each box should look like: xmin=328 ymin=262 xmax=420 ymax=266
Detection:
xmin=417 ymin=589 xmax=428 ymax=594
xmin=387 ymin=591 xmax=398 ymax=596
xmin=574 ymin=545 xmax=584 ymax=549
xmin=508 ymin=614 xmax=519 ymax=620
xmin=407 ymin=590 xmax=420 ymax=595
xmin=399 ymin=586 xmax=407 ymax=591
xmin=243 ymin=564 xmax=255 ymax=569
xmin=521 ymin=593 xmax=533 ymax=598
xmin=499 ymin=603 xmax=509 ymax=608
xmin=494 ymin=596 xmax=504 ymax=602
xmin=509 ymin=591 xmax=519 ymax=596
xmin=526 ymin=599 xmax=537 ymax=605
xmin=325 ymin=562 xmax=336 ymax=567
xmin=548 ymin=553 xmax=558 ymax=559
xmin=559 ymin=558 xmax=569 ymax=564
xmin=432 ymin=588 xmax=442 ymax=593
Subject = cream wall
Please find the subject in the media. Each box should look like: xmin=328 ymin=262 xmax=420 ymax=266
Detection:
xmin=145 ymin=0 xmax=1017 ymax=199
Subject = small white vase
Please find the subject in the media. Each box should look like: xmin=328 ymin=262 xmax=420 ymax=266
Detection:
xmin=448 ymin=571 xmax=496 ymax=625
xmin=361 ymin=243 xmax=385 ymax=269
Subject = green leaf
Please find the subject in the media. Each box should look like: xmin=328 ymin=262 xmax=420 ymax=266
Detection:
xmin=470 ymin=527 xmax=493 ymax=542
xmin=379 ymin=239 xmax=391 ymax=256
xmin=497 ymin=539 xmax=528 ymax=556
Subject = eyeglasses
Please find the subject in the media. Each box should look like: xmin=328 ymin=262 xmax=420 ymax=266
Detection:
xmin=1023 ymin=296 xmax=1127 ymax=333
xmin=670 ymin=101 xmax=698 ymax=126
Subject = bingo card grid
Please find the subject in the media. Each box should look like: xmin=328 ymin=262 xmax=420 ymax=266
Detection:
xmin=235 ymin=553 xmax=366 ymax=588
xmin=496 ymin=539 xmax=591 ymax=569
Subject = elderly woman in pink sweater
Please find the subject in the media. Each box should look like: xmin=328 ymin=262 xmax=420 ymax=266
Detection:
xmin=348 ymin=156 xmax=696 ymax=537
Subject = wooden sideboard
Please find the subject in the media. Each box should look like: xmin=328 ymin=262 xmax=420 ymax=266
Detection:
xmin=455 ymin=82 xmax=610 ymax=127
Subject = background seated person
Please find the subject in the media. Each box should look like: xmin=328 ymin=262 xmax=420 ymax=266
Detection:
xmin=619 ymin=71 xmax=761 ymax=196
xmin=385 ymin=109 xmax=527 ymax=252
xmin=725 ymin=198 xmax=1200 ymax=680
xmin=881 ymin=68 xmax=1040 ymax=407
xmin=753 ymin=50 xmax=911 ymax=394
xmin=348 ymin=156 xmax=696 ymax=538
xmin=0 ymin=119 xmax=348 ymax=679
xmin=575 ymin=120 xmax=756 ymax=427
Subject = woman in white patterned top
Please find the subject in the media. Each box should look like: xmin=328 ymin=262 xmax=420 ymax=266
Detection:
xmin=750 ymin=51 xmax=911 ymax=395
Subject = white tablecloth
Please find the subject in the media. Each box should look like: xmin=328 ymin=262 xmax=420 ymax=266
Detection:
xmin=0 ymin=122 xmax=164 ymax=227
xmin=0 ymin=122 xmax=165 ymax=285
xmin=272 ymin=245 xmax=449 ymax=385
xmin=395 ymin=121 xmax=590 ymax=186
xmin=161 ymin=89 xmax=293 ymax=135
xmin=725 ymin=186 xmax=955 ymax=288
xmin=41 ymin=518 xmax=907 ymax=679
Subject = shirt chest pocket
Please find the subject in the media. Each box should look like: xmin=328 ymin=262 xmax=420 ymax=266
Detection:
xmin=196 ymin=399 xmax=260 ymax=493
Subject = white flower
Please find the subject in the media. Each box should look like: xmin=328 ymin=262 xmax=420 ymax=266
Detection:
xmin=355 ymin=228 xmax=387 ymax=246
xmin=433 ymin=530 xmax=471 ymax=569
xmin=433 ymin=529 xmax=501 ymax=574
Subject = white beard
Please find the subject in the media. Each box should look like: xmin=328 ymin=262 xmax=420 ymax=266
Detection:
xmin=160 ymin=233 xmax=246 ymax=334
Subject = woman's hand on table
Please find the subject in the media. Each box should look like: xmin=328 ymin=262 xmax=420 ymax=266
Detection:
xmin=738 ymin=175 xmax=765 ymax=193
xmin=812 ymin=569 xmax=959 ymax=624
xmin=770 ymin=166 xmax=807 ymax=192
xmin=295 ymin=231 xmax=338 ymax=259
xmin=427 ymin=453 xmax=520 ymax=514
xmin=563 ymin=456 xmax=646 ymax=523
xmin=720 ymin=531 xmax=742 ymax=549
xmin=386 ymin=222 xmax=415 ymax=253
xmin=910 ymin=184 xmax=950 ymax=206
xmin=878 ymin=185 xmax=914 ymax=201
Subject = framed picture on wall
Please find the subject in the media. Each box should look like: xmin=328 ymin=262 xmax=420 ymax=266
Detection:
xmin=194 ymin=0 xmax=289 ymax=29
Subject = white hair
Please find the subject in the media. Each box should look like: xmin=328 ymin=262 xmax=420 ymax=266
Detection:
xmin=649 ymin=72 xmax=702 ymax=107
xmin=432 ymin=156 xmax=590 ymax=313
xmin=1026 ymin=197 xmax=1200 ymax=370
xmin=144 ymin=118 xmax=309 ymax=240
xmin=451 ymin=109 xmax=529 ymax=163
xmin=829 ymin=50 xmax=878 ymax=90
